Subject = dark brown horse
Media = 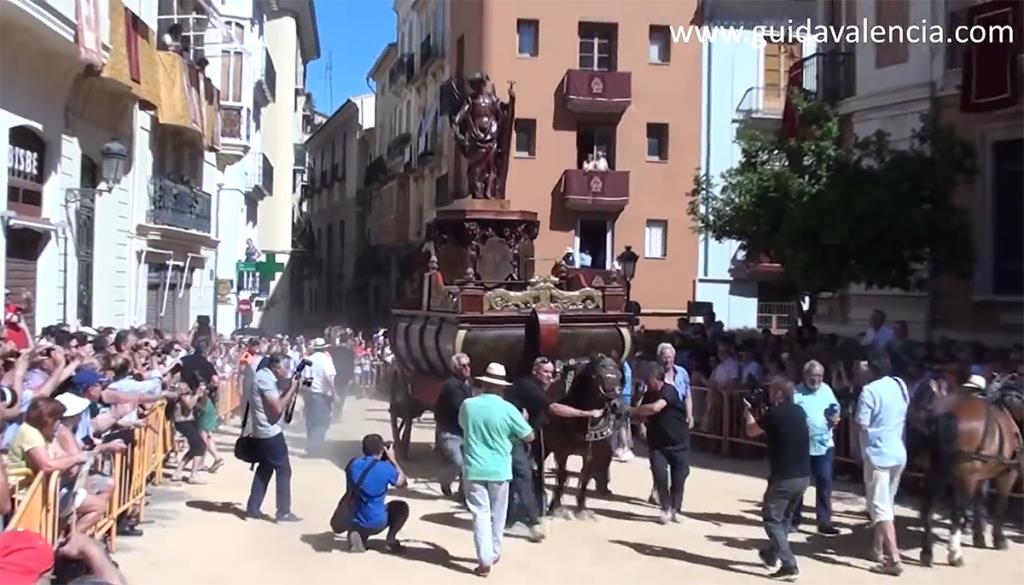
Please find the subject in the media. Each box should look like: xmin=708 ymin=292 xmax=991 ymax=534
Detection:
xmin=538 ymin=356 xmax=624 ymax=520
xmin=919 ymin=373 xmax=1023 ymax=567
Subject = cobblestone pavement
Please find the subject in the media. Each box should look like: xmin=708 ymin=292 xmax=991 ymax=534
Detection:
xmin=116 ymin=397 xmax=1023 ymax=585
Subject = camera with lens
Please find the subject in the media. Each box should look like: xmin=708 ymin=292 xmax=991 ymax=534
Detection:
xmin=293 ymin=358 xmax=313 ymax=387
xmin=744 ymin=383 xmax=771 ymax=414
xmin=0 ymin=384 xmax=17 ymax=410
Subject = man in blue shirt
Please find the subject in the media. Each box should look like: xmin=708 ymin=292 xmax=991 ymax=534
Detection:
xmin=856 ymin=356 xmax=908 ymax=576
xmin=340 ymin=433 xmax=409 ymax=554
xmin=792 ymin=360 xmax=841 ymax=536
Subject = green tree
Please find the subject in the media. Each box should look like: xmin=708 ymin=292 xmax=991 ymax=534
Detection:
xmin=688 ymin=97 xmax=975 ymax=323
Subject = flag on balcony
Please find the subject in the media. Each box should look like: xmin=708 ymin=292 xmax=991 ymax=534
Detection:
xmin=780 ymin=62 xmax=804 ymax=139
xmin=961 ymin=0 xmax=1022 ymax=112
xmin=76 ymin=0 xmax=105 ymax=68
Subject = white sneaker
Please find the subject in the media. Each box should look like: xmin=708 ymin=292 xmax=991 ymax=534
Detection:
xmin=658 ymin=510 xmax=672 ymax=525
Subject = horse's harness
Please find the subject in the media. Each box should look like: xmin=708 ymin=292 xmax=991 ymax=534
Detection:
xmin=962 ymin=376 xmax=1024 ymax=468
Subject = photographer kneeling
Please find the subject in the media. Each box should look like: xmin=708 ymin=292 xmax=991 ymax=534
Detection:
xmin=335 ymin=433 xmax=409 ymax=554
xmin=743 ymin=376 xmax=810 ymax=582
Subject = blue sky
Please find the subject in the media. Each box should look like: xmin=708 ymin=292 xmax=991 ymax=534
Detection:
xmin=307 ymin=0 xmax=395 ymax=115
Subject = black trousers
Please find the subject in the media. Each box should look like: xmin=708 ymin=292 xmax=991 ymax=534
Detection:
xmin=649 ymin=445 xmax=690 ymax=513
xmin=763 ymin=476 xmax=810 ymax=570
xmin=344 ymin=500 xmax=410 ymax=542
xmin=175 ymin=420 xmax=206 ymax=459
xmin=507 ymin=439 xmax=541 ymax=526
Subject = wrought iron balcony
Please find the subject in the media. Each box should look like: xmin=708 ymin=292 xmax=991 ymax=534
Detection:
xmin=149 ymin=177 xmax=212 ymax=233
xmin=561 ymin=69 xmax=632 ymax=114
xmin=791 ymin=51 xmax=855 ymax=105
xmin=387 ymin=132 xmax=412 ymax=161
xmin=559 ymin=169 xmax=630 ymax=212
xmin=257 ymin=50 xmax=276 ymax=103
xmin=389 ymin=53 xmax=412 ymax=87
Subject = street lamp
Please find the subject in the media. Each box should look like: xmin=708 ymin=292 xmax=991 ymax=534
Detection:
xmin=100 ymin=137 xmax=129 ymax=186
xmin=617 ymin=245 xmax=639 ymax=302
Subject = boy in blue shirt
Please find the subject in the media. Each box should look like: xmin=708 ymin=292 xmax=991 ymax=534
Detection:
xmin=340 ymin=434 xmax=409 ymax=553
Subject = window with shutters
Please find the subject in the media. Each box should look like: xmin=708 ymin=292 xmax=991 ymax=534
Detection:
xmin=875 ymin=0 xmax=909 ymax=69
xmin=762 ymin=40 xmax=802 ymax=113
xmin=644 ymin=220 xmax=667 ymax=258
xmin=578 ymin=23 xmax=616 ymax=71
xmin=220 ymin=21 xmax=245 ymax=103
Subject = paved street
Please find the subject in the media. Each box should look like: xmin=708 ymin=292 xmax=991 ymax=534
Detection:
xmin=117 ymin=397 xmax=1023 ymax=585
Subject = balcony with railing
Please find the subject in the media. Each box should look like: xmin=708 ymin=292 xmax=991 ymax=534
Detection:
xmin=254 ymin=154 xmax=273 ymax=198
xmin=559 ymin=169 xmax=630 ymax=212
xmin=148 ymin=177 xmax=212 ymax=233
xmin=257 ymin=50 xmax=276 ymax=103
xmin=389 ymin=54 xmax=412 ymax=87
xmin=791 ymin=51 xmax=855 ymax=105
xmin=418 ymin=35 xmax=435 ymax=73
xmin=561 ymin=70 xmax=632 ymax=114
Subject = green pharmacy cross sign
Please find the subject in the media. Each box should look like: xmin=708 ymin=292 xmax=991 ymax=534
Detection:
xmin=236 ymin=253 xmax=286 ymax=282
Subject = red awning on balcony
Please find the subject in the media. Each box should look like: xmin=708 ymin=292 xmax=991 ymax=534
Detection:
xmin=961 ymin=0 xmax=1022 ymax=112
xmin=561 ymin=70 xmax=631 ymax=114
xmin=560 ymin=169 xmax=629 ymax=212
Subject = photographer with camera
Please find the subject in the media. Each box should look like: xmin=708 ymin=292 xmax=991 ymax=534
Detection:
xmin=333 ymin=433 xmax=409 ymax=554
xmin=302 ymin=338 xmax=336 ymax=455
xmin=243 ymin=352 xmax=301 ymax=523
xmin=743 ymin=376 xmax=810 ymax=581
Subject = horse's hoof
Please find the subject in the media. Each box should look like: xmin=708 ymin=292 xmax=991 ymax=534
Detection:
xmin=994 ymin=538 xmax=1008 ymax=551
xmin=575 ymin=509 xmax=597 ymax=522
xmin=949 ymin=555 xmax=965 ymax=567
xmin=920 ymin=551 xmax=933 ymax=568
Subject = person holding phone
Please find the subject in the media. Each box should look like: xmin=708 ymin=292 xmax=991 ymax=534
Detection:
xmin=792 ymin=359 xmax=841 ymax=536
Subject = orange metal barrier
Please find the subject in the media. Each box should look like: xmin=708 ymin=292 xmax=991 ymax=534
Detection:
xmin=5 ymin=401 xmax=170 ymax=551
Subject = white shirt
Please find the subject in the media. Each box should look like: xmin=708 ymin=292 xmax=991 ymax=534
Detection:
xmin=594 ymin=156 xmax=609 ymax=171
xmin=579 ymin=251 xmax=593 ymax=267
xmin=307 ymin=350 xmax=337 ymax=395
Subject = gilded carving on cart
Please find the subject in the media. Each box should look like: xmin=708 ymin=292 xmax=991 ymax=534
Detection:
xmin=484 ymin=276 xmax=602 ymax=312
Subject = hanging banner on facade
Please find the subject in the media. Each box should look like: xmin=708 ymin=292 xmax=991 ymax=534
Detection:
xmin=75 ymin=0 xmax=105 ymax=68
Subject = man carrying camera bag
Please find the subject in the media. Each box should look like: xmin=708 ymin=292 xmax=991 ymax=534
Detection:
xmin=332 ymin=433 xmax=409 ymax=554
xmin=243 ymin=353 xmax=301 ymax=523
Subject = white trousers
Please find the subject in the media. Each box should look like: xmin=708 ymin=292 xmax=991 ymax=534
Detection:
xmin=465 ymin=480 xmax=510 ymax=566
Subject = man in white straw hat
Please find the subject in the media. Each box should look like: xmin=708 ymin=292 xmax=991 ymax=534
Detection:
xmin=304 ymin=337 xmax=336 ymax=455
xmin=458 ymin=362 xmax=534 ymax=577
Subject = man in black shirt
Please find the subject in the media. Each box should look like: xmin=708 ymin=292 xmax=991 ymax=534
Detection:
xmin=503 ymin=357 xmax=554 ymax=541
xmin=181 ymin=338 xmax=219 ymax=391
xmin=744 ymin=376 xmax=811 ymax=582
xmin=434 ymin=352 xmax=472 ymax=498
xmin=630 ymin=369 xmax=691 ymax=525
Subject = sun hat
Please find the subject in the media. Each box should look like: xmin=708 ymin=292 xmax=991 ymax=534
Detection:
xmin=474 ymin=362 xmax=511 ymax=387
xmin=309 ymin=337 xmax=332 ymax=351
xmin=55 ymin=393 xmax=91 ymax=417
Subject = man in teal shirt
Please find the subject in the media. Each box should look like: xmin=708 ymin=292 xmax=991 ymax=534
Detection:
xmin=459 ymin=362 xmax=534 ymax=577
xmin=792 ymin=359 xmax=841 ymax=535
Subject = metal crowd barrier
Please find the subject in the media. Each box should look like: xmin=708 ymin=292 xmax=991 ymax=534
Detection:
xmin=5 ymin=401 xmax=171 ymax=550
xmin=685 ymin=385 xmax=1022 ymax=500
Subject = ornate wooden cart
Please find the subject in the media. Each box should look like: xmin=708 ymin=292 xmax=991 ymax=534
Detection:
xmin=388 ymin=204 xmax=634 ymax=456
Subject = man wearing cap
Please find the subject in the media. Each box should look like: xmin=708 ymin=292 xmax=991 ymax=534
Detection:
xmin=458 ymin=362 xmax=534 ymax=577
xmin=304 ymin=337 xmax=336 ymax=455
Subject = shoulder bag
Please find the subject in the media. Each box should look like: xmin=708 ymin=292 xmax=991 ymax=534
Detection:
xmin=233 ymin=401 xmax=260 ymax=464
xmin=329 ymin=459 xmax=380 ymax=533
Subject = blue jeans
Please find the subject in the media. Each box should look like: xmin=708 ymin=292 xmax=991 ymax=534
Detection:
xmin=794 ymin=447 xmax=834 ymax=529
xmin=466 ymin=480 xmax=509 ymax=566
xmin=245 ymin=433 xmax=292 ymax=517
xmin=304 ymin=392 xmax=333 ymax=455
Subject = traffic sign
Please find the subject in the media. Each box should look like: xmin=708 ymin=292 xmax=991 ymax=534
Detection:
xmin=236 ymin=261 xmax=256 ymax=272
xmin=238 ymin=299 xmax=253 ymax=314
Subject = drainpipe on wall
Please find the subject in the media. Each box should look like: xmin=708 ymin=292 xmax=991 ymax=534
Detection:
xmin=701 ymin=40 xmax=713 ymax=279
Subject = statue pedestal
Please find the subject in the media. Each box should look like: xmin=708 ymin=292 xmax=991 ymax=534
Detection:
xmin=430 ymin=199 xmax=539 ymax=284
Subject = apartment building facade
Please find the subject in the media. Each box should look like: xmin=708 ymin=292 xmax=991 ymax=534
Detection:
xmin=695 ymin=0 xmax=818 ymax=333
xmin=448 ymin=0 xmax=703 ymax=326
xmin=810 ymin=0 xmax=1022 ymax=344
xmin=300 ymin=93 xmax=375 ymax=328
